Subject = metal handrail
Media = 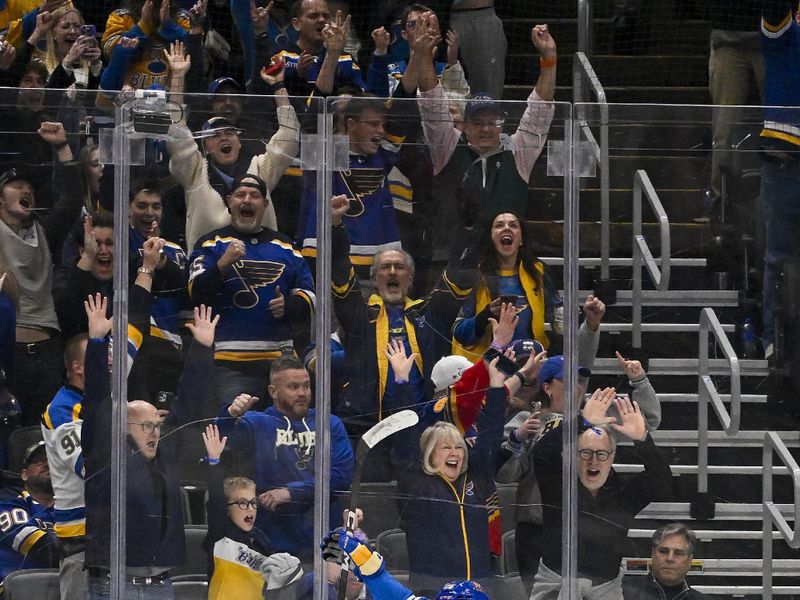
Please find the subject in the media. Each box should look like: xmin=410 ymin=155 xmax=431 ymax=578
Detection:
xmin=573 ymin=52 xmax=610 ymax=280
xmin=697 ymin=307 xmax=741 ymax=495
xmin=762 ymin=431 xmax=800 ymax=599
xmin=632 ymin=170 xmax=670 ymax=348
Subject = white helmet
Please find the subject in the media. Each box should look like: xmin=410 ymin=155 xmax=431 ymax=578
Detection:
xmin=431 ymin=355 xmax=473 ymax=393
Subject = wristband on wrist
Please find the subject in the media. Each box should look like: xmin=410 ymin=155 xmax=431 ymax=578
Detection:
xmin=206 ymin=457 xmax=220 ymax=465
xmin=137 ymin=266 xmax=154 ymax=276
xmin=269 ymin=81 xmax=287 ymax=94
xmin=53 ymin=140 xmax=69 ymax=150
xmin=513 ymin=371 xmax=528 ymax=387
xmin=490 ymin=340 xmax=506 ymax=351
xmin=540 ymin=56 xmax=557 ymax=69
xmin=394 ymin=377 xmax=408 ymax=384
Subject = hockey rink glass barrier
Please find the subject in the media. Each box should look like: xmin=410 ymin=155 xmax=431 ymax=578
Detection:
xmin=1 ymin=82 xmax=798 ymax=600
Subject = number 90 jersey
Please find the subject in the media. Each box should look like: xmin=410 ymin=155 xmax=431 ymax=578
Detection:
xmin=41 ymin=385 xmax=85 ymax=540
xmin=0 ymin=487 xmax=55 ymax=591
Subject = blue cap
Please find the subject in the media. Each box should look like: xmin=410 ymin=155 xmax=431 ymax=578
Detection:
xmin=208 ymin=76 xmax=243 ymax=94
xmin=464 ymin=93 xmax=505 ymax=121
xmin=510 ymin=339 xmax=545 ymax=360
xmin=538 ymin=355 xmax=591 ymax=385
xmin=196 ymin=116 xmax=243 ymax=138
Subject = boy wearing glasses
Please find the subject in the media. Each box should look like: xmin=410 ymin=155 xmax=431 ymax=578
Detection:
xmin=201 ymin=424 xmax=303 ymax=600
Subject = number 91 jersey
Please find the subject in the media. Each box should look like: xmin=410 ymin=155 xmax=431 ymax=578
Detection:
xmin=41 ymin=385 xmax=85 ymax=540
xmin=0 ymin=487 xmax=55 ymax=590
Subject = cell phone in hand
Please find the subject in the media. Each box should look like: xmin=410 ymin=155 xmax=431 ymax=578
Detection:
xmin=499 ymin=294 xmax=519 ymax=307
xmin=81 ymin=24 xmax=97 ymax=38
xmin=262 ymin=58 xmax=284 ymax=78
xmin=484 ymin=348 xmax=518 ymax=376
xmin=531 ymin=400 xmax=542 ymax=414
xmin=156 ymin=391 xmax=176 ymax=412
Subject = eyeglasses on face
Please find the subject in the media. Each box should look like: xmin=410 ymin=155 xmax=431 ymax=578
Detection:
xmin=227 ymin=499 xmax=259 ymax=510
xmin=129 ymin=422 xmax=161 ymax=434
xmin=577 ymin=448 xmax=613 ymax=462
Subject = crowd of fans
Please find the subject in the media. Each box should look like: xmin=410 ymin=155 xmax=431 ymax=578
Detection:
xmin=0 ymin=0 xmax=783 ymax=599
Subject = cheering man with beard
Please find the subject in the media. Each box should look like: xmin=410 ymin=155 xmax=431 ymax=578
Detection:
xmin=0 ymin=442 xmax=60 ymax=592
xmin=189 ymin=174 xmax=316 ymax=405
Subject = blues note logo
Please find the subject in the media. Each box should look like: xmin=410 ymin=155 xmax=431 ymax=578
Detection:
xmin=231 ymin=260 xmax=285 ymax=308
xmin=338 ymin=168 xmax=385 ymax=217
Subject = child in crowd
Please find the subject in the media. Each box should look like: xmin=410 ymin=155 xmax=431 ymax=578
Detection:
xmin=201 ymin=423 xmax=303 ymax=600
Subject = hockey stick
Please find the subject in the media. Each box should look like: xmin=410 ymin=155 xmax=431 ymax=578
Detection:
xmin=338 ymin=409 xmax=420 ymax=600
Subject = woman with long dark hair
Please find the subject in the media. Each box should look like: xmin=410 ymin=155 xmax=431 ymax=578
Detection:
xmin=452 ymin=211 xmax=558 ymax=361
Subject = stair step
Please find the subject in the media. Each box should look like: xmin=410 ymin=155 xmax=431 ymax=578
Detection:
xmin=614 ymin=464 xmax=790 ymax=476
xmin=634 ymin=502 xmax=794 ymax=525
xmin=591 ymin=357 xmax=768 ymax=377
xmin=623 ymin=558 xmax=800 ymax=577
xmin=693 ymin=586 xmax=800 ymax=596
xmin=627 ymin=430 xmax=799 ymax=449
xmin=575 ymin=289 xmax=740 ymax=307
xmin=540 ymin=257 xmax=707 ymax=268
xmin=595 ymin=323 xmax=736 ymax=333
xmin=657 ymin=393 xmax=766 ymax=404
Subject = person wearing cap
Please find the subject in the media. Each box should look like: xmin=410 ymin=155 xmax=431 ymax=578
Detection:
xmin=166 ymin=48 xmax=299 ymax=251
xmin=0 ymin=440 xmax=60 ymax=594
xmin=532 ymin=390 xmax=673 ymax=600
xmin=416 ymin=22 xmax=557 ymax=258
xmin=451 ymin=211 xmax=561 ymax=362
xmin=41 ymin=333 xmax=88 ymax=600
xmin=0 ymin=122 xmax=85 ymax=427
xmin=188 ymin=174 xmax=316 ymax=404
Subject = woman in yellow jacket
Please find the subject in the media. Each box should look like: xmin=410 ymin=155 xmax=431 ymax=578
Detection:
xmin=452 ymin=211 xmax=559 ymax=361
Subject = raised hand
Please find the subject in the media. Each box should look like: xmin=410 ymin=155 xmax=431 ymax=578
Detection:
xmin=164 ymin=39 xmax=191 ymax=77
xmin=38 ymin=121 xmax=67 ymax=146
xmin=268 ymin=287 xmax=285 ymax=319
xmin=84 ymin=293 xmax=112 ymax=339
xmin=331 ymin=194 xmax=350 ymax=226
xmin=384 ymin=338 xmax=418 ymax=383
xmin=531 ymin=23 xmax=556 ymax=59
xmin=486 ymin=355 xmax=509 ymax=389
xmin=140 ymin=0 xmax=154 ymax=28
xmin=489 ymin=300 xmax=519 ymax=350
xmin=371 ymin=26 xmax=390 ymax=55
xmin=615 ymin=351 xmax=645 ymax=381
xmin=610 ymin=396 xmax=646 ymax=441
xmin=141 ymin=236 xmax=165 ymax=270
xmin=118 ymin=36 xmax=140 ymax=51
xmin=189 ymin=0 xmax=207 ymax=27
xmin=228 ymin=393 xmax=258 ymax=417
xmin=581 ymin=386 xmax=617 ymax=427
xmin=514 ymin=410 xmax=541 ymax=442
xmin=159 ymin=0 xmax=172 ymax=25
xmin=445 ymin=29 xmax=459 ymax=66
xmin=201 ymin=423 xmax=227 ymax=460
xmin=411 ymin=11 xmax=440 ymax=57
xmin=322 ymin=10 xmax=350 ymax=55
xmin=185 ymin=304 xmax=220 ymax=348
xmin=250 ymin=0 xmax=272 ymax=35
xmin=519 ymin=348 xmax=547 ymax=385
xmin=81 ymin=215 xmax=98 ymax=263
xmin=217 ymin=239 xmax=246 ymax=271
xmin=582 ymin=294 xmax=605 ymax=332
xmin=0 ymin=36 xmax=17 ymax=70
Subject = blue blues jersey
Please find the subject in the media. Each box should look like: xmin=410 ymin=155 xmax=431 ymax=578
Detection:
xmin=188 ymin=226 xmax=316 ymax=362
xmin=0 ymin=488 xmax=56 ymax=592
xmin=762 ymin=1 xmax=800 ymax=147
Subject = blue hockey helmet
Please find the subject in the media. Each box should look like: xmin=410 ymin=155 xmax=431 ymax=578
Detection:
xmin=436 ymin=581 xmax=489 ymax=600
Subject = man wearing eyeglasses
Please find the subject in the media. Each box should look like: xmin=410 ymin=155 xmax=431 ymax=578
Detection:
xmin=531 ymin=389 xmax=673 ymax=600
xmin=416 ymin=20 xmax=557 ymax=258
xmin=622 ymin=523 xmax=708 ymax=599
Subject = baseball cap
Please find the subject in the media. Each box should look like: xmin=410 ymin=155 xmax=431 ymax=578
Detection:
xmin=196 ymin=116 xmax=243 ymax=139
xmin=23 ymin=441 xmax=47 ymax=468
xmin=510 ymin=339 xmax=545 ymax=362
xmin=231 ymin=174 xmax=268 ymax=198
xmin=464 ymin=93 xmax=505 ymax=121
xmin=431 ymin=355 xmax=473 ymax=393
xmin=208 ymin=76 xmax=243 ymax=95
xmin=538 ymin=355 xmax=591 ymax=385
